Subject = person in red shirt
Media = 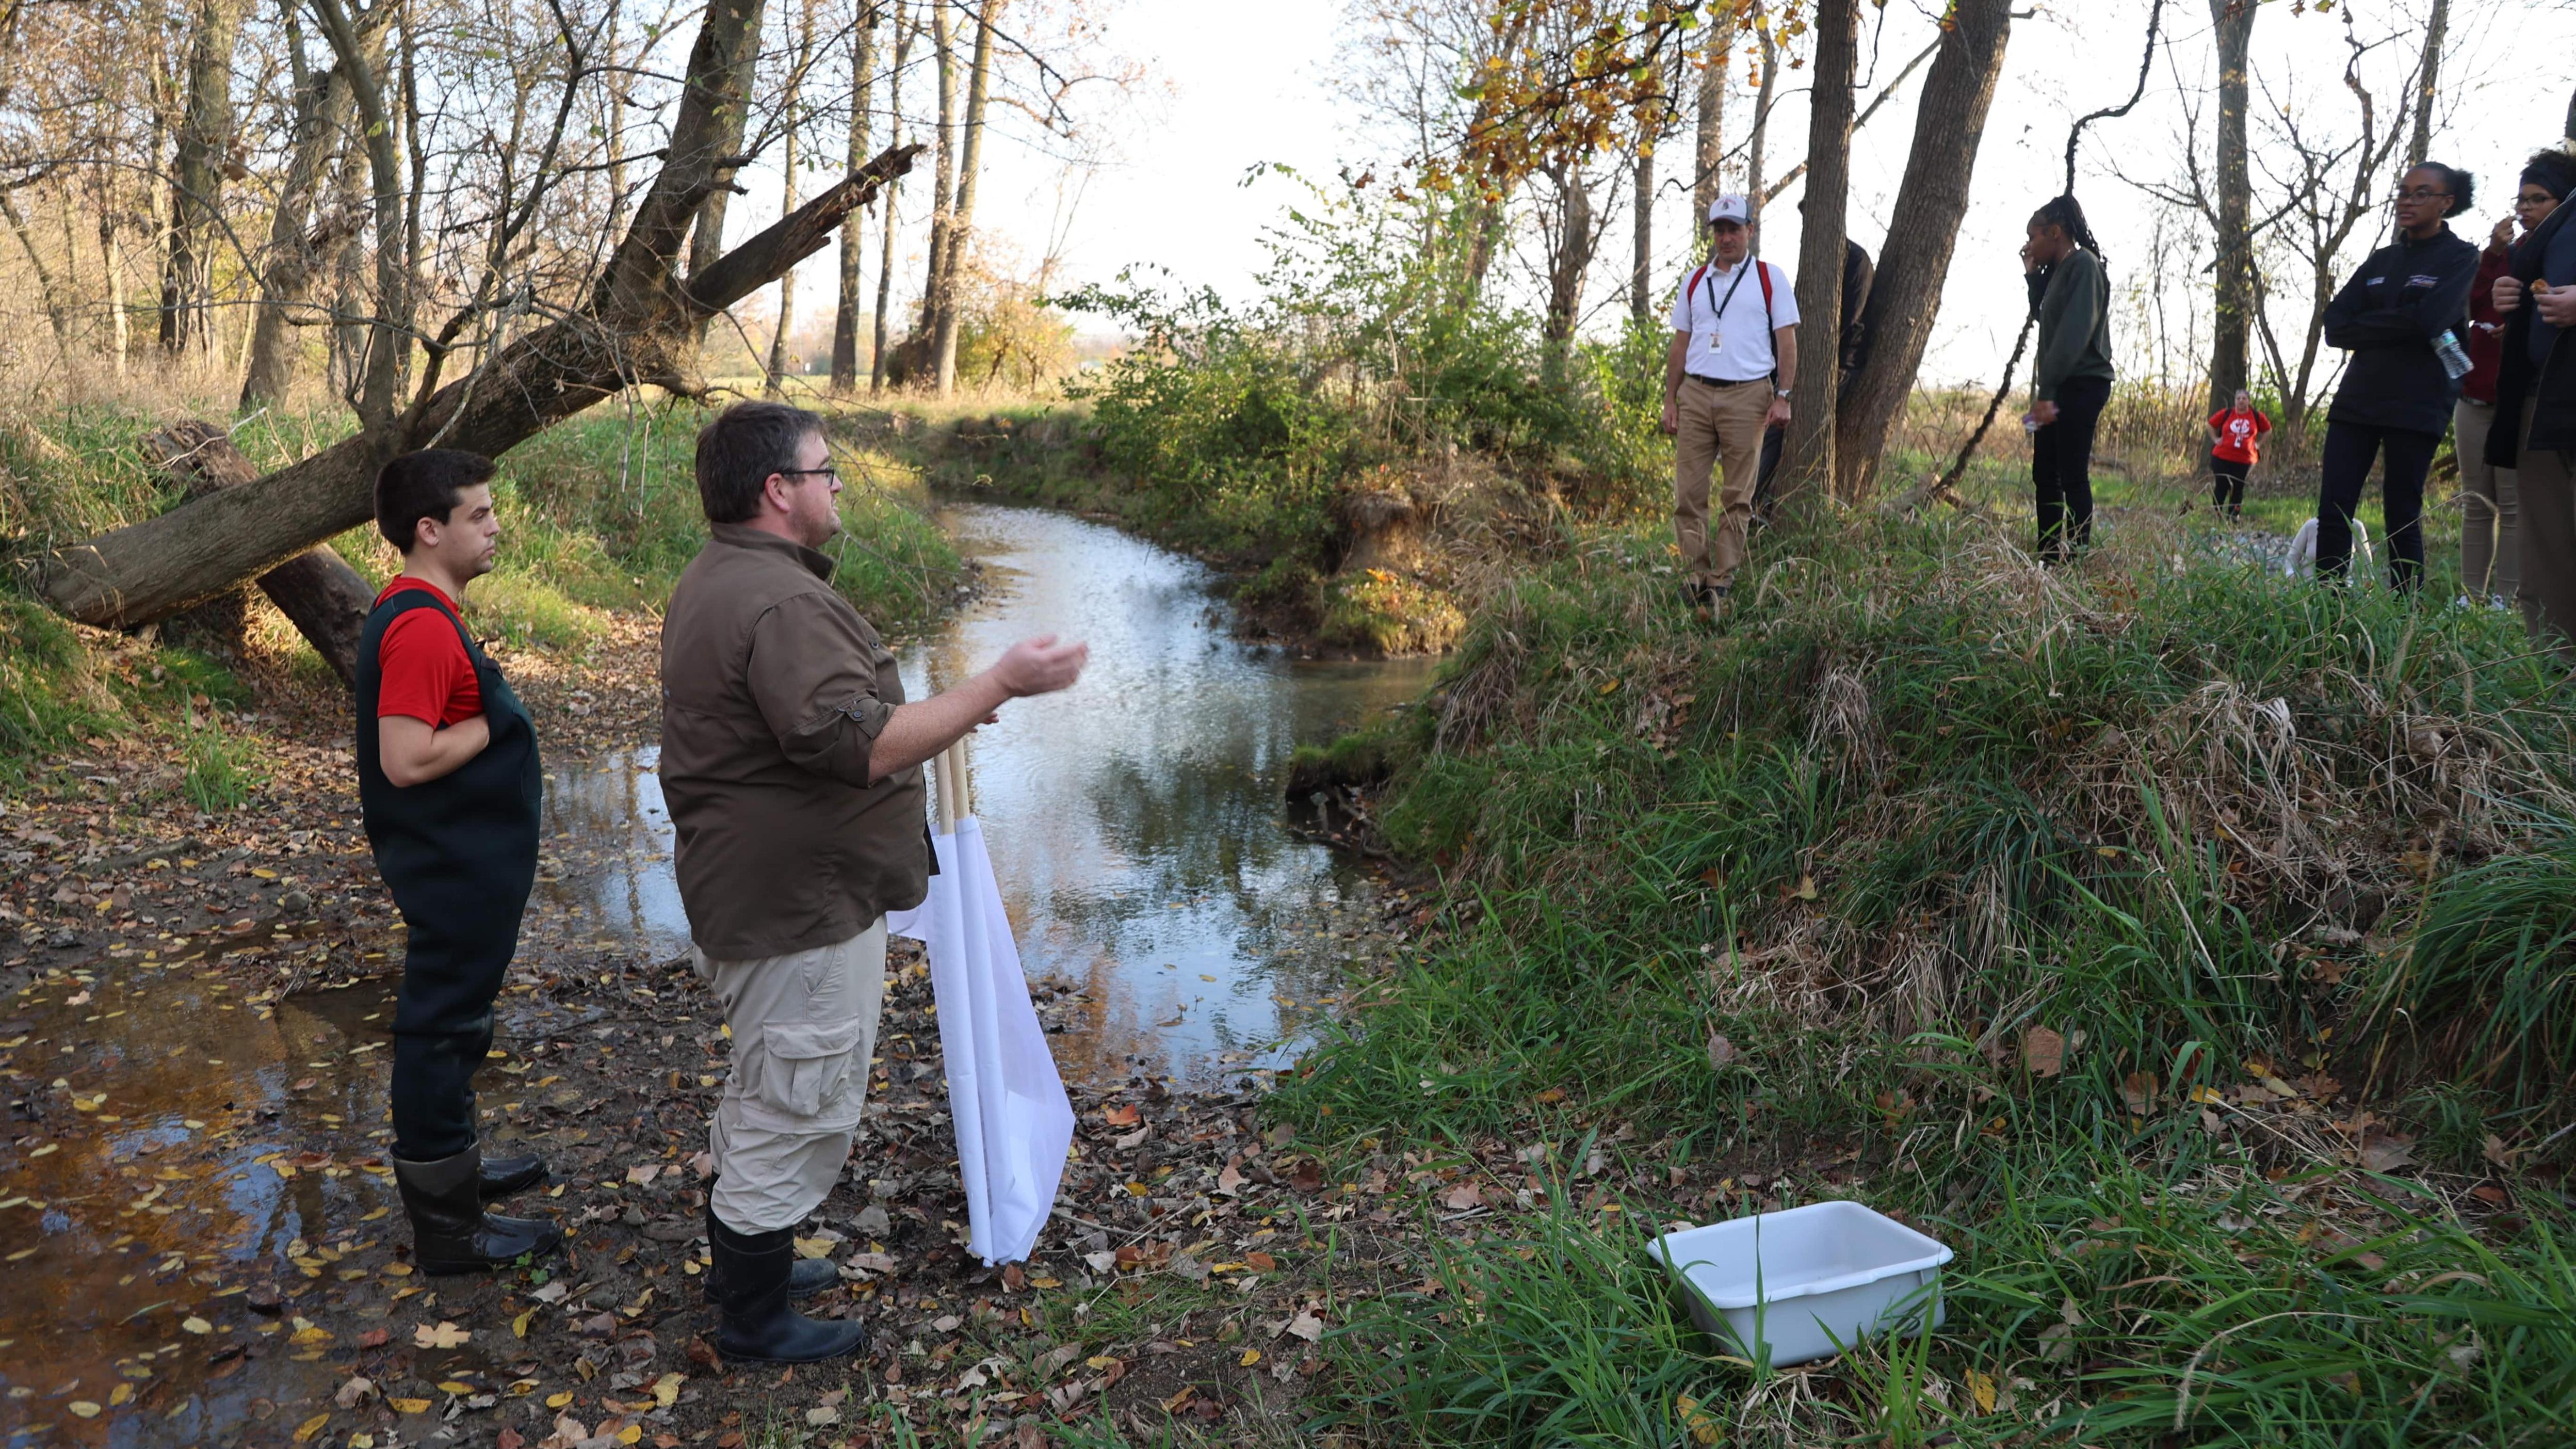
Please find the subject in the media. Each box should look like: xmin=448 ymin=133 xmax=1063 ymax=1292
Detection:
xmin=358 ymin=449 xmax=562 ymax=1276
xmin=2206 ymin=389 xmax=2271 ymax=520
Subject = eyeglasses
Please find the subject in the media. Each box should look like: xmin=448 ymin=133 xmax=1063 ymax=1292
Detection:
xmin=777 ymin=466 xmax=841 ymax=485
xmin=2393 ymin=186 xmax=2451 ymax=203
xmin=2520 ymin=191 xmax=2558 ymax=207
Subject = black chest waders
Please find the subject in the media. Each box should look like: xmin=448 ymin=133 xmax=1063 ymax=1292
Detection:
xmin=354 ymin=590 xmax=542 ymax=1162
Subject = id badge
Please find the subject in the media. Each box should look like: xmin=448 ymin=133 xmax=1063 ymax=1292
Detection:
xmin=1698 ymin=327 xmax=1724 ymax=356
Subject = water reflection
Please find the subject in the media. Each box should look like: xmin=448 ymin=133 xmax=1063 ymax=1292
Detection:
xmin=0 ymin=965 xmax=401 ymax=1445
xmin=538 ymin=501 xmax=1430 ymax=1083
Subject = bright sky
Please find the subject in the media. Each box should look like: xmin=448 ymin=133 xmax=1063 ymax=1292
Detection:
xmin=750 ymin=0 xmax=2576 ymax=390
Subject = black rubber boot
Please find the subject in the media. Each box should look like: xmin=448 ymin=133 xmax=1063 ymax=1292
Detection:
xmin=708 ymin=1206 xmax=866 ymax=1364
xmin=394 ymin=1146 xmax=564 ymax=1276
xmin=479 ymin=1148 xmax=548 ymax=1201
xmin=704 ymin=1249 xmax=839 ymax=1302
xmin=696 ymin=1177 xmax=835 ymax=1301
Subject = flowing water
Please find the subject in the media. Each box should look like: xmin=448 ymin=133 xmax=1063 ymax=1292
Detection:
xmin=2 ymin=499 xmax=1427 ymax=1443
xmin=542 ymin=500 xmax=1433 ymax=1083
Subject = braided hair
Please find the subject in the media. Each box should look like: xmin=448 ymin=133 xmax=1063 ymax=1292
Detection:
xmin=2031 ymin=194 xmax=2103 ymax=266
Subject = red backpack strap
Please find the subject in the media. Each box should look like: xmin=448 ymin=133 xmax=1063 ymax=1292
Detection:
xmin=1756 ymin=261 xmax=1776 ymax=323
xmin=1682 ymin=263 xmax=1708 ymax=319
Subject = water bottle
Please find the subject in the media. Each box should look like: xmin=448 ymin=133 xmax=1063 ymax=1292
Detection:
xmin=2433 ymin=328 xmax=2473 ymax=381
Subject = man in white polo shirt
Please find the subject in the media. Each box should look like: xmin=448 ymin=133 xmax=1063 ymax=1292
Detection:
xmin=1660 ymin=194 xmax=1800 ymax=616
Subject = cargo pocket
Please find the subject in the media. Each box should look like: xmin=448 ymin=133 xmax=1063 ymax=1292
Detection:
xmin=756 ymin=1019 xmax=868 ymax=1121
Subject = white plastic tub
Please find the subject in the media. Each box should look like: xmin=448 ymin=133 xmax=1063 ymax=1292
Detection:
xmin=1646 ymin=1200 xmax=1953 ymax=1366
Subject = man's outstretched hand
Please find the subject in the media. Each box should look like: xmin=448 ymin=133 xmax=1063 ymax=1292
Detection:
xmin=991 ymin=635 xmax=1089 ymax=698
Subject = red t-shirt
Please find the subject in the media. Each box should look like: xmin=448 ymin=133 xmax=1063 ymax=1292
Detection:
xmin=373 ymin=578 xmax=482 ymax=727
xmin=2209 ymin=407 xmax=2271 ymax=465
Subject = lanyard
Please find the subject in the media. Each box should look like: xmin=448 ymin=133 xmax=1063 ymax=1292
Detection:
xmin=1702 ymin=259 xmax=1756 ymax=329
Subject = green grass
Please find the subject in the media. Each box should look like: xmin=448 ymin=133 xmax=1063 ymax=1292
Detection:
xmin=1270 ymin=503 xmax=2576 ymax=1445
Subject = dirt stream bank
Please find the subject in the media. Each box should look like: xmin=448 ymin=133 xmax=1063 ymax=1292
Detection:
xmin=1 ymin=611 xmax=1441 ymax=1449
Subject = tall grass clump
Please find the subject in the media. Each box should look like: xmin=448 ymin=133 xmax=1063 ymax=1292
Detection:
xmin=1279 ymin=504 xmax=2576 ymax=1445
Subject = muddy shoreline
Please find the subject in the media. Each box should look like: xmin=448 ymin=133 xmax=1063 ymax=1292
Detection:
xmin=5 ymin=547 xmax=1429 ymax=1446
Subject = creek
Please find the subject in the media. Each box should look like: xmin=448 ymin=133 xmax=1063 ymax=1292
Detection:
xmin=0 ymin=497 xmax=1425 ymax=1444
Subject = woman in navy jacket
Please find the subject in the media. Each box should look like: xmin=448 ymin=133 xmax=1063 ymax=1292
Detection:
xmin=2313 ymin=162 xmax=2482 ymax=591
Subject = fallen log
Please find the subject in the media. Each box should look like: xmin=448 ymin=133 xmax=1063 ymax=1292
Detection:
xmin=142 ymin=421 xmax=377 ymax=685
xmin=33 ymin=143 xmax=916 ymax=632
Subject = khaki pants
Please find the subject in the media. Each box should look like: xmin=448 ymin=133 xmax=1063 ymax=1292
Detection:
xmin=1673 ymin=376 xmax=1773 ymax=589
xmin=2516 ymin=398 xmax=2576 ymax=662
xmin=696 ymin=919 xmax=887 ymax=1234
xmin=2455 ymin=398 xmax=2519 ymax=602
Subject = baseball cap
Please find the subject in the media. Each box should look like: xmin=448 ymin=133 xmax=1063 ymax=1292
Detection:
xmin=1706 ymin=194 xmax=1750 ymax=225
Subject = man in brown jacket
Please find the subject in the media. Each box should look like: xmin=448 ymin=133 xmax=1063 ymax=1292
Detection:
xmin=661 ymin=402 xmax=1086 ymax=1364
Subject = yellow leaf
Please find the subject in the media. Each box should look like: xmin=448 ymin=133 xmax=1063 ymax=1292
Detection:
xmin=546 ymin=1392 xmax=574 ymax=1409
xmin=2189 ymin=1084 xmax=2226 ymax=1105
xmin=389 ymin=1398 xmax=432 ymax=1414
xmin=68 ymin=1402 xmax=102 ymax=1419
xmin=181 ymin=1316 xmax=213 ymax=1335
xmin=436 ymin=1380 xmax=473 ymax=1394
xmin=617 ymin=1427 xmax=642 ymax=1445
xmin=1968 ymin=1366 xmax=1997 ymax=1414
xmin=1792 ymin=874 xmax=1819 ymax=900
xmin=1086 ymin=1355 xmax=1122 ymax=1371
xmin=513 ymin=1309 xmax=536 ymax=1338
xmin=652 ymin=1372 xmax=686 ymax=1407
xmin=413 ymin=1321 xmax=470 ymax=1349
xmin=109 ymin=1382 xmax=134 ymax=1406
xmin=1239 ymin=1349 xmax=1261 ymax=1366
xmin=294 ymin=1413 xmax=332 ymax=1443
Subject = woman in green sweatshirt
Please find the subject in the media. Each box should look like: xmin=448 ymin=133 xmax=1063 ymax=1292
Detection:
xmin=2020 ymin=194 xmax=2118 ymax=561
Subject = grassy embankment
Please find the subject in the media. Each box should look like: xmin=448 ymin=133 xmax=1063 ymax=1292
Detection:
xmin=0 ymin=397 xmax=965 ymax=794
xmin=1261 ymin=495 xmax=2575 ymax=1444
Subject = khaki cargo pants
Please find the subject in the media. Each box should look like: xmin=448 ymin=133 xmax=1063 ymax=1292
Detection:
xmin=1673 ymin=375 xmax=1773 ymax=590
xmin=696 ymin=919 xmax=887 ymax=1234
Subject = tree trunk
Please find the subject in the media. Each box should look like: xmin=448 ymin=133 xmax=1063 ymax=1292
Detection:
xmin=1631 ymin=58 xmax=1671 ymax=330
xmin=2406 ymin=0 xmax=2448 ymax=169
xmin=765 ymin=0 xmax=815 ymax=394
xmin=2205 ymin=0 xmax=2256 ymax=412
xmin=832 ymin=2 xmax=878 ymax=393
xmin=1692 ymin=13 xmax=1727 ymax=221
xmin=1780 ymin=0 xmax=1856 ymax=516
xmin=144 ymin=421 xmax=376 ymax=684
xmin=686 ymin=0 xmax=770 ymax=353
xmin=932 ymin=0 xmax=998 ymax=397
xmin=1541 ymin=162 xmax=1595 ymax=348
xmin=1743 ymin=25 xmax=1778 ymax=226
xmin=103 ymin=211 xmax=132 ymax=376
xmin=0 ymin=189 xmax=78 ymax=359
xmin=160 ymin=0 xmax=248 ymax=358
xmin=35 ymin=0 xmax=919 ymax=635
xmin=241 ymin=10 xmax=384 ymax=412
xmin=871 ymin=0 xmax=910 ymax=394
xmin=1832 ymin=0 xmax=2013 ymax=502
xmin=917 ymin=1 xmax=957 ymax=383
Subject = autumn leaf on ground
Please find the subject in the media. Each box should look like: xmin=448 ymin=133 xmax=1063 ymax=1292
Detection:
xmin=1102 ymin=1104 xmax=1141 ymax=1128
xmin=414 ymin=1321 xmax=471 ymax=1349
xmin=2022 ymin=1026 xmax=2065 ymax=1077
xmin=1705 ymin=1032 xmax=1736 ymax=1070
xmin=1440 ymin=1182 xmax=1483 ymax=1211
xmin=1968 ymin=1366 xmax=1998 ymax=1413
xmin=2120 ymin=1071 xmax=2159 ymax=1115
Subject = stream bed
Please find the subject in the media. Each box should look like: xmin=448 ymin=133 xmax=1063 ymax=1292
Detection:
xmin=2 ymin=498 xmax=1427 ymax=1445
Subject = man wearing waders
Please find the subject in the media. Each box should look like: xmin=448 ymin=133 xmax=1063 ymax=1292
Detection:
xmin=357 ymin=449 xmax=562 ymax=1274
xmin=660 ymin=403 xmax=1086 ymax=1363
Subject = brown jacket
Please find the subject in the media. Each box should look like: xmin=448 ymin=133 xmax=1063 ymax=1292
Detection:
xmin=660 ymin=524 xmax=928 ymax=960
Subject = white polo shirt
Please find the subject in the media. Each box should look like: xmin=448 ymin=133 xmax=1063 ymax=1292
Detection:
xmin=1668 ymin=256 xmax=1800 ymax=383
